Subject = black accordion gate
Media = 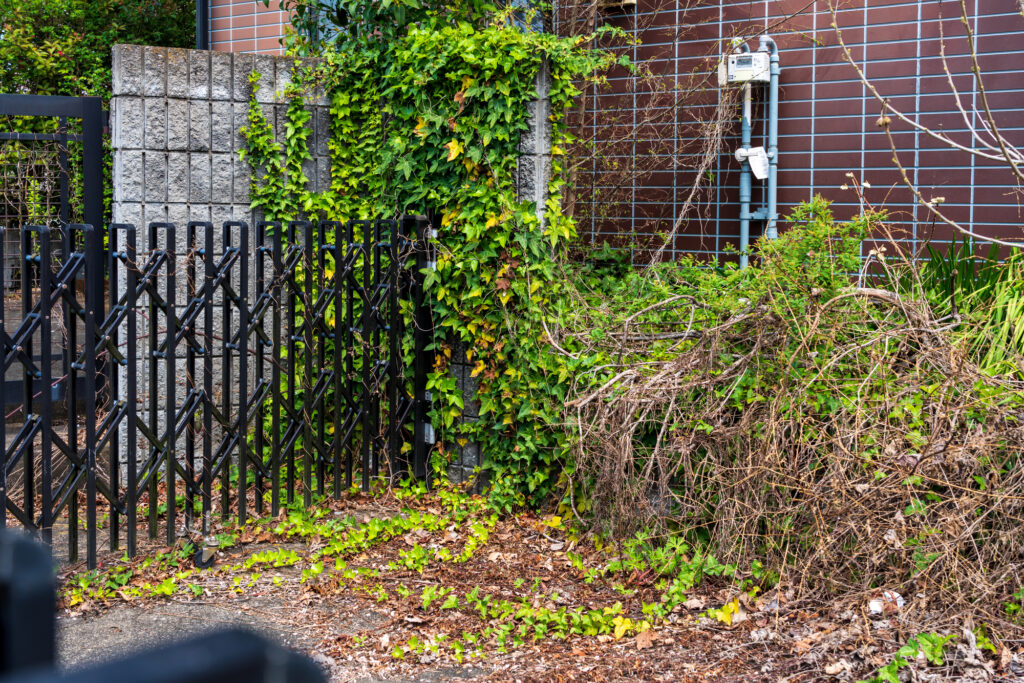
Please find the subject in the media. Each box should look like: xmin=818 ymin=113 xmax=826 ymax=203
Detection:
xmin=0 ymin=218 xmax=434 ymax=568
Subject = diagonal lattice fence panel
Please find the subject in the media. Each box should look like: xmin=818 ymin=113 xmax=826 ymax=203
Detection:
xmin=0 ymin=217 xmax=434 ymax=569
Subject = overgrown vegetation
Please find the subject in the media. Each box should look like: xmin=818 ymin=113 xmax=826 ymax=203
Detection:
xmin=243 ymin=0 xmax=621 ymax=505
xmin=0 ymin=0 xmax=193 ymax=99
xmin=237 ymin=2 xmax=1024 ymax=663
xmin=560 ymin=199 xmax=1024 ymax=629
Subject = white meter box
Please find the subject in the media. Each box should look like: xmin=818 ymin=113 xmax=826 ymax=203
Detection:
xmin=721 ymin=52 xmax=770 ymax=85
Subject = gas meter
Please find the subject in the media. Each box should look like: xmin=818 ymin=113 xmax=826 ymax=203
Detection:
xmin=718 ymin=51 xmax=770 ymax=86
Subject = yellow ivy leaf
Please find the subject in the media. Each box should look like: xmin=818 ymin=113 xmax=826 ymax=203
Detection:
xmin=612 ymin=616 xmax=632 ymax=640
xmin=445 ymin=139 xmax=463 ymax=161
xmin=485 ymin=215 xmax=499 ymax=229
xmin=414 ymin=117 xmax=428 ymax=137
xmin=544 ymin=515 xmax=562 ymax=528
xmin=715 ymin=599 xmax=740 ymax=626
xmin=461 ymin=75 xmax=474 ymax=90
xmin=441 ymin=211 xmax=454 ymax=227
xmin=470 ymin=361 xmax=485 ymax=377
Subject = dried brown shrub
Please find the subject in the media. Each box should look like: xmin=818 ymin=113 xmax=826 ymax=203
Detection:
xmin=559 ymin=210 xmax=1024 ymax=628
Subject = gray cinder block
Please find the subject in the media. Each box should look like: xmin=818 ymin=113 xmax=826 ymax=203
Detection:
xmin=145 ymin=98 xmax=167 ymax=151
xmin=114 ymin=151 xmax=144 ymax=203
xmin=211 ymin=101 xmax=233 ymax=153
xmin=253 ymin=55 xmax=276 ymax=104
xmin=189 ymin=50 xmax=211 ymax=100
xmin=166 ymin=48 xmax=190 ymax=98
xmin=166 ymin=99 xmax=190 ymax=151
xmin=211 ymin=52 xmax=233 ymax=101
xmin=142 ymin=47 xmax=167 ymax=98
xmin=167 ymin=152 xmax=189 ymax=202
xmin=144 ymin=152 xmax=167 ymax=203
xmin=189 ymin=102 xmax=212 ymax=152
xmin=190 ymin=155 xmax=212 ymax=204
xmin=233 ymin=53 xmax=255 ymax=103
xmin=112 ymin=44 xmax=143 ymax=96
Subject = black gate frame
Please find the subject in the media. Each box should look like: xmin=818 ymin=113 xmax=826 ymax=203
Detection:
xmin=0 ymin=95 xmax=105 ymax=408
xmin=0 ymin=95 xmax=438 ymax=570
xmin=0 ymin=94 xmax=104 ymax=311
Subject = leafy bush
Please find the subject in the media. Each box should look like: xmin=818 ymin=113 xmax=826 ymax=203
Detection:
xmin=0 ymin=0 xmax=194 ymax=99
xmin=891 ymin=237 xmax=1024 ymax=375
xmin=246 ymin=0 xmax=620 ymax=503
xmin=560 ymin=197 xmax=1024 ymax=620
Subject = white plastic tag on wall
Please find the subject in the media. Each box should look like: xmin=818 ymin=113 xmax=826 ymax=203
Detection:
xmin=747 ymin=146 xmax=769 ymax=180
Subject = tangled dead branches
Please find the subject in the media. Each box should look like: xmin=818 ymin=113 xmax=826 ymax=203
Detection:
xmin=559 ymin=216 xmax=1024 ymax=632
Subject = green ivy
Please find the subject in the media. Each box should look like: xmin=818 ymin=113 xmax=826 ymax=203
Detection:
xmin=242 ymin=2 xmax=620 ymax=504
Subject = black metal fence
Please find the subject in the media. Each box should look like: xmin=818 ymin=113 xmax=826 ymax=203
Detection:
xmin=0 ymin=218 xmax=433 ymax=568
xmin=0 ymin=95 xmax=105 ymax=406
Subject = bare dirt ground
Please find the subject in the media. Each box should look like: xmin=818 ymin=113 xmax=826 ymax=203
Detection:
xmin=54 ymin=490 xmax=1024 ymax=682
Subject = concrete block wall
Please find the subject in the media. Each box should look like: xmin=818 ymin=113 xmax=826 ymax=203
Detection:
xmin=109 ymin=44 xmax=330 ymax=454
xmin=109 ymin=43 xmax=550 ymax=485
xmin=110 ymin=44 xmax=330 ymax=231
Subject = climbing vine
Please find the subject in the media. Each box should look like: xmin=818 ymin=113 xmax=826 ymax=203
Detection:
xmin=241 ymin=2 xmax=620 ymax=503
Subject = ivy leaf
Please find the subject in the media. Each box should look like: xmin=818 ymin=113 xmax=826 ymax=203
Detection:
xmin=395 ymin=157 xmax=413 ymax=180
xmin=445 ymin=139 xmax=464 ymax=161
xmin=612 ymin=616 xmax=631 ymax=640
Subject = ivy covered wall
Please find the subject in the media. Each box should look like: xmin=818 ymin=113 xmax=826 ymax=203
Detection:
xmin=237 ymin=6 xmax=617 ymax=504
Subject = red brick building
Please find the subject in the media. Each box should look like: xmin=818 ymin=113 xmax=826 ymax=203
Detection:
xmin=209 ymin=0 xmax=289 ymax=54
xmin=203 ymin=0 xmax=1024 ymax=258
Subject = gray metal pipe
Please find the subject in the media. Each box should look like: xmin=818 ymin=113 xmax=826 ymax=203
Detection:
xmin=731 ymin=36 xmax=781 ymax=268
xmin=738 ymin=82 xmax=753 ymax=269
xmin=760 ymin=35 xmax=780 ymax=240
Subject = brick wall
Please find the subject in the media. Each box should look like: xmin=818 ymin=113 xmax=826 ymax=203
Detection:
xmin=201 ymin=2 xmax=1024 ymax=255
xmin=562 ymin=0 xmax=1024 ymax=260
xmin=210 ymin=0 xmax=289 ymax=54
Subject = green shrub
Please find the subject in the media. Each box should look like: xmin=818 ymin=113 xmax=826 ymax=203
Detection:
xmin=0 ymin=0 xmax=194 ymax=99
xmin=561 ymin=198 xmax=1024 ymax=616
